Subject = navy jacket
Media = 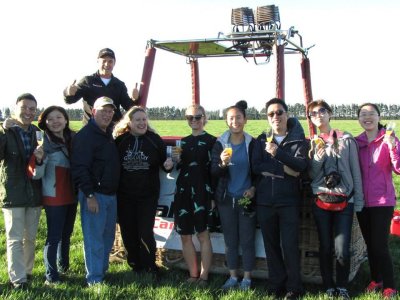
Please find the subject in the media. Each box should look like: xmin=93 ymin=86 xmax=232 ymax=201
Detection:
xmin=252 ymin=118 xmax=309 ymax=206
xmin=71 ymin=119 xmax=120 ymax=197
xmin=64 ymin=71 xmax=135 ymax=124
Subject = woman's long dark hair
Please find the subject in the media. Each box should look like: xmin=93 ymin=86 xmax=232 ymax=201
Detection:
xmin=38 ymin=106 xmax=74 ymax=149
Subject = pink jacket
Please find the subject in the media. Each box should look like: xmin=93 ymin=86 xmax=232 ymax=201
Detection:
xmin=355 ymin=129 xmax=400 ymax=207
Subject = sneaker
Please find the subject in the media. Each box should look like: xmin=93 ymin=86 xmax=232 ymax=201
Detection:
xmin=196 ymin=278 xmax=208 ymax=287
xmin=221 ymin=277 xmax=238 ymax=290
xmin=326 ymin=288 xmax=336 ymax=298
xmin=12 ymin=282 xmax=28 ymax=290
xmin=365 ymin=280 xmax=383 ymax=292
xmin=283 ymin=291 xmax=302 ymax=300
xmin=383 ymin=288 xmax=397 ymax=299
xmin=44 ymin=280 xmax=62 ymax=286
xmin=239 ymin=278 xmax=251 ymax=291
xmin=337 ymin=287 xmax=350 ymax=299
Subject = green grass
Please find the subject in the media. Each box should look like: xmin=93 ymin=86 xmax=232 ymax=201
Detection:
xmin=2 ymin=120 xmax=399 ymax=299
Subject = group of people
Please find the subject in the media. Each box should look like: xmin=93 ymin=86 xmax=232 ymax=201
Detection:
xmin=0 ymin=47 xmax=398 ymax=300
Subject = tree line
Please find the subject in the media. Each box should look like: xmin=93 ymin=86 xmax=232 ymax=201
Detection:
xmin=145 ymin=103 xmax=400 ymax=120
xmin=1 ymin=103 xmax=399 ymax=121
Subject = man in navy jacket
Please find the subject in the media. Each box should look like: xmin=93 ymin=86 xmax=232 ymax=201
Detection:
xmin=71 ymin=96 xmax=120 ymax=285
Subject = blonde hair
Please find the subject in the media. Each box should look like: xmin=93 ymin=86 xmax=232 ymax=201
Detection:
xmin=113 ymin=106 xmax=155 ymax=138
xmin=185 ymin=104 xmax=207 ymax=125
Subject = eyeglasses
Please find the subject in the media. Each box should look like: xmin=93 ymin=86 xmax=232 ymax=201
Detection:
xmin=308 ymin=107 xmax=327 ymax=118
xmin=186 ymin=115 xmax=203 ymax=121
xmin=267 ymin=110 xmax=285 ymax=118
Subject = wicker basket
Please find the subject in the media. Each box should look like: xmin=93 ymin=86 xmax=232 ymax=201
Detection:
xmin=109 ymin=224 xmax=127 ymax=263
xmin=112 ymin=192 xmax=367 ymax=284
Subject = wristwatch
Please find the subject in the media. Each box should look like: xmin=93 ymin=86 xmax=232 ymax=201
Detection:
xmin=87 ymin=194 xmax=94 ymax=199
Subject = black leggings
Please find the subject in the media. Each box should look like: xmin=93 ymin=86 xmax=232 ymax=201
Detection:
xmin=357 ymin=206 xmax=395 ymax=289
xmin=117 ymin=197 xmax=158 ymax=271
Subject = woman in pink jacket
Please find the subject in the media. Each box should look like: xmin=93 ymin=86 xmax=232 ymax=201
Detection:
xmin=356 ymin=103 xmax=399 ymax=299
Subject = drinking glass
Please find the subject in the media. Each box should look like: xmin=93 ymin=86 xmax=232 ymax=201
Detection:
xmin=166 ymin=146 xmax=173 ymax=158
xmin=36 ymin=131 xmax=44 ymax=146
xmin=386 ymin=122 xmax=396 ymax=137
xmin=265 ymin=128 xmax=273 ymax=143
xmin=175 ymin=140 xmax=182 ymax=153
xmin=224 ymin=143 xmax=234 ymax=165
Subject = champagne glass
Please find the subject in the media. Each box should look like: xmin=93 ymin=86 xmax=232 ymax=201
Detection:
xmin=175 ymin=140 xmax=182 ymax=154
xmin=166 ymin=146 xmax=173 ymax=158
xmin=386 ymin=122 xmax=396 ymax=137
xmin=36 ymin=131 xmax=44 ymax=146
xmin=224 ymin=143 xmax=234 ymax=165
xmin=265 ymin=128 xmax=273 ymax=143
xmin=173 ymin=140 xmax=182 ymax=162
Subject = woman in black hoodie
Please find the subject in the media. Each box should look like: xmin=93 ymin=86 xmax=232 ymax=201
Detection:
xmin=113 ymin=106 xmax=173 ymax=274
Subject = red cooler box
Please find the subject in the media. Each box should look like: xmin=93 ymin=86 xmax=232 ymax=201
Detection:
xmin=390 ymin=210 xmax=400 ymax=237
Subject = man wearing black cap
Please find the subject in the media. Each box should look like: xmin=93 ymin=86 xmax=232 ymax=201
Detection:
xmin=63 ymin=48 xmax=139 ymax=125
xmin=0 ymin=93 xmax=43 ymax=289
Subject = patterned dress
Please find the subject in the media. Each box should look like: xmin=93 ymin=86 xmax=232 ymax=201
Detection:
xmin=174 ymin=131 xmax=216 ymax=235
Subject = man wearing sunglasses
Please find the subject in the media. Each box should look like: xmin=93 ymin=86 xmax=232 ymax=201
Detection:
xmin=252 ymin=98 xmax=309 ymax=300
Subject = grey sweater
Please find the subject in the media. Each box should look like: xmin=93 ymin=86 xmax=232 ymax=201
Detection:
xmin=309 ymin=130 xmax=364 ymax=212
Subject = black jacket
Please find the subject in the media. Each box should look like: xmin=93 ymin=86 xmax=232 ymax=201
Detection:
xmin=252 ymin=118 xmax=309 ymax=206
xmin=64 ymin=71 xmax=135 ymax=124
xmin=71 ymin=119 xmax=120 ymax=197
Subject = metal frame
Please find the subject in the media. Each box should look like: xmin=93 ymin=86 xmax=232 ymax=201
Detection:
xmin=136 ymin=26 xmax=315 ymax=135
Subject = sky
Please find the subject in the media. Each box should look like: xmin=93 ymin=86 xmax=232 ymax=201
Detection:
xmin=1 ymin=0 xmax=399 ymax=112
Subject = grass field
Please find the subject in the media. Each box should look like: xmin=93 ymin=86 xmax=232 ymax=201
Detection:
xmin=1 ymin=119 xmax=399 ymax=299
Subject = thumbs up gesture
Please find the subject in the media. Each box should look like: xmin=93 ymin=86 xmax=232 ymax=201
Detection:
xmin=65 ymin=80 xmax=79 ymax=96
xmin=131 ymin=82 xmax=139 ymax=100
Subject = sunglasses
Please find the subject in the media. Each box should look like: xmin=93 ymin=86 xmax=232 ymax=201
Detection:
xmin=308 ymin=107 xmax=327 ymax=118
xmin=186 ymin=114 xmax=204 ymax=121
xmin=267 ymin=110 xmax=285 ymax=118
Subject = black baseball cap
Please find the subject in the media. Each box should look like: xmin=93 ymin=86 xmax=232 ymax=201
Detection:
xmin=98 ymin=48 xmax=115 ymax=59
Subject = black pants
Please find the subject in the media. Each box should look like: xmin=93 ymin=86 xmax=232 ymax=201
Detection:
xmin=117 ymin=196 xmax=158 ymax=271
xmin=312 ymin=203 xmax=353 ymax=289
xmin=357 ymin=206 xmax=395 ymax=289
xmin=257 ymin=205 xmax=303 ymax=294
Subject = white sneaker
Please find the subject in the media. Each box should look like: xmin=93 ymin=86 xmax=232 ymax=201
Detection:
xmin=221 ymin=277 xmax=238 ymax=290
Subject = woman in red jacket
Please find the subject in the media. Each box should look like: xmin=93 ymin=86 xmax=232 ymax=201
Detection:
xmin=33 ymin=106 xmax=77 ymax=285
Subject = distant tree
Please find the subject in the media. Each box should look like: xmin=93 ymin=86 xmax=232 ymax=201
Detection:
xmin=4 ymin=107 xmax=11 ymax=119
xmin=0 ymin=109 xmax=3 ymax=121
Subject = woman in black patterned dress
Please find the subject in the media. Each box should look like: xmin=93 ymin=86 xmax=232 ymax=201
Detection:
xmin=174 ymin=104 xmax=216 ymax=285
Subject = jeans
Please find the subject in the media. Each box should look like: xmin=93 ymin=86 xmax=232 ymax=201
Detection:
xmin=257 ymin=205 xmax=303 ymax=293
xmin=313 ymin=203 xmax=354 ymax=289
xmin=43 ymin=203 xmax=77 ymax=282
xmin=2 ymin=207 xmax=42 ymax=284
xmin=217 ymin=197 xmax=256 ymax=272
xmin=357 ymin=206 xmax=395 ymax=289
xmin=79 ymin=191 xmax=117 ymax=284
xmin=117 ymin=196 xmax=158 ymax=271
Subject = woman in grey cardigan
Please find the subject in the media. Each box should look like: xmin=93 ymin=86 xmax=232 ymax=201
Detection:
xmin=308 ymin=100 xmax=363 ymax=299
xmin=211 ymin=100 xmax=257 ymax=291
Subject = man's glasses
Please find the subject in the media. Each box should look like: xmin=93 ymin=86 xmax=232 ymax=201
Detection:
xmin=186 ymin=114 xmax=203 ymax=121
xmin=308 ymin=107 xmax=327 ymax=118
xmin=267 ymin=110 xmax=285 ymax=118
